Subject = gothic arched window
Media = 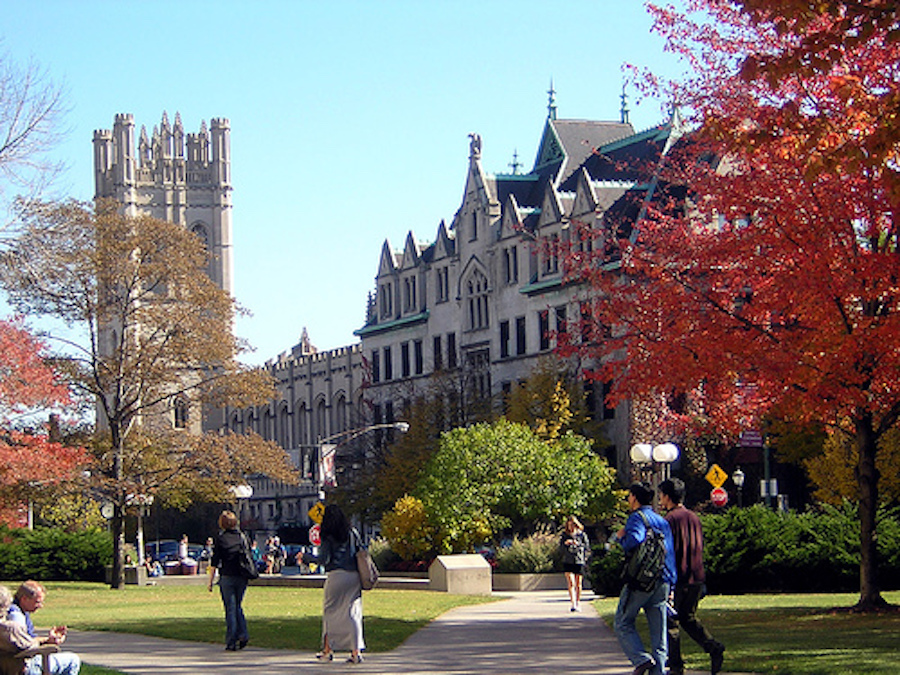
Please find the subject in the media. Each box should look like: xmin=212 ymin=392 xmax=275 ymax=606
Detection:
xmin=465 ymin=268 xmax=490 ymax=331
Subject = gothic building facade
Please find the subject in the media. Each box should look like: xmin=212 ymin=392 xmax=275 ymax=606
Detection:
xmin=226 ymin=98 xmax=682 ymax=536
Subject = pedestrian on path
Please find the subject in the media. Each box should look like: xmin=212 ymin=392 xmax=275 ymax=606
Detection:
xmin=208 ymin=510 xmax=251 ymax=652
xmin=315 ymin=504 xmax=365 ymax=665
xmin=658 ymin=478 xmax=725 ymax=675
xmin=560 ymin=515 xmax=589 ymax=612
xmin=613 ymin=482 xmax=676 ymax=675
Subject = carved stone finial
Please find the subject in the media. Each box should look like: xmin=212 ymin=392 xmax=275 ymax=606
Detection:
xmin=468 ymin=133 xmax=482 ymax=159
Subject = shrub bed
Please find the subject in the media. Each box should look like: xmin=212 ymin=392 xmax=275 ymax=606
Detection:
xmin=0 ymin=526 xmax=112 ymax=581
xmin=587 ymin=503 xmax=900 ymax=596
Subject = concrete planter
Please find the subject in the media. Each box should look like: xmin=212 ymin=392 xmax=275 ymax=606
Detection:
xmin=491 ymin=572 xmax=579 ymax=592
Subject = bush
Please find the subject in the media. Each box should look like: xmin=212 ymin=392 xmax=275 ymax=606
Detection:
xmin=583 ymin=503 xmax=900 ymax=596
xmin=0 ymin=526 xmax=112 ymax=581
xmin=494 ymin=532 xmax=561 ymax=574
xmin=381 ymin=495 xmax=435 ymax=560
xmin=586 ymin=543 xmax=624 ymax=597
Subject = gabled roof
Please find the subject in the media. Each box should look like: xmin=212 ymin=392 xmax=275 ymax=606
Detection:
xmin=534 ymin=119 xmax=635 ymax=185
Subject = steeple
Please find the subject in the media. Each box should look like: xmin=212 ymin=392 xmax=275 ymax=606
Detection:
xmin=547 ymin=79 xmax=557 ymax=121
xmin=508 ymin=149 xmax=522 ymax=175
xmin=620 ymin=83 xmax=630 ymax=124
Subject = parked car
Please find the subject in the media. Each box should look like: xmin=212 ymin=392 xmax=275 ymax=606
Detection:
xmin=145 ymin=539 xmax=203 ymax=563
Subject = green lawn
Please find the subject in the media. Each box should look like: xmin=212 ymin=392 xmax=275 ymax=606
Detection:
xmin=24 ymin=583 xmax=900 ymax=675
xmin=594 ymin=590 xmax=900 ymax=675
xmin=33 ymin=582 xmax=493 ymax=652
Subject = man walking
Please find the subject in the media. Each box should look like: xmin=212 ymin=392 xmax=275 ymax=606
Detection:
xmin=614 ymin=482 xmax=676 ymax=675
xmin=658 ymin=478 xmax=725 ymax=675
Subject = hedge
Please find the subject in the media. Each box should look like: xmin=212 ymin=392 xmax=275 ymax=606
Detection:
xmin=587 ymin=503 xmax=900 ymax=596
xmin=0 ymin=526 xmax=112 ymax=582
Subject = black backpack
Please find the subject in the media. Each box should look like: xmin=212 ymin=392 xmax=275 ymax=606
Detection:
xmin=621 ymin=510 xmax=666 ymax=592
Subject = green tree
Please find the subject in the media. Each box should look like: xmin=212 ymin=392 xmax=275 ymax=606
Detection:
xmin=416 ymin=419 xmax=618 ymax=554
xmin=0 ymin=199 xmax=298 ymax=588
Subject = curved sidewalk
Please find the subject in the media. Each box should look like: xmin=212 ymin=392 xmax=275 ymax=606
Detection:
xmin=68 ymin=590 xmax=637 ymax=674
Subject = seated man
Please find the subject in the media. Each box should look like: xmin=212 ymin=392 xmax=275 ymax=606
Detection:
xmin=6 ymin=581 xmax=80 ymax=675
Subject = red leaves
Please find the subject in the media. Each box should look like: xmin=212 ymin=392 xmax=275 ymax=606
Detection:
xmin=0 ymin=317 xmax=86 ymax=496
xmin=567 ymin=2 xmax=900 ymax=438
xmin=0 ymin=317 xmax=69 ymax=415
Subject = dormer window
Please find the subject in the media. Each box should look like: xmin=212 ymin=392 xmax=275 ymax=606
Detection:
xmin=403 ymin=276 xmax=417 ymax=313
xmin=379 ymin=282 xmax=393 ymax=319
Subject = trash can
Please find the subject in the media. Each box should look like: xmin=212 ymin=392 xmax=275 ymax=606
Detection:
xmin=165 ymin=561 xmax=181 ymax=575
xmin=181 ymin=560 xmax=198 ymax=575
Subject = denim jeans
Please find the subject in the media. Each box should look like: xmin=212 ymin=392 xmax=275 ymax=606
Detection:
xmin=24 ymin=651 xmax=81 ymax=675
xmin=218 ymin=574 xmax=248 ymax=646
xmin=614 ymin=581 xmax=670 ymax=675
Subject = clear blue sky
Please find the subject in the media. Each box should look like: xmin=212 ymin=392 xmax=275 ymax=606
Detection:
xmin=2 ymin=0 xmax=682 ymax=365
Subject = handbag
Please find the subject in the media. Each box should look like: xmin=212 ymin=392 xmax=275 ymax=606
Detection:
xmin=239 ymin=532 xmax=260 ymax=580
xmin=352 ymin=529 xmax=379 ymax=590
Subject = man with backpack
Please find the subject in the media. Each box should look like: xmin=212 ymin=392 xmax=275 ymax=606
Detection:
xmin=658 ymin=478 xmax=726 ymax=675
xmin=613 ymin=482 xmax=676 ymax=675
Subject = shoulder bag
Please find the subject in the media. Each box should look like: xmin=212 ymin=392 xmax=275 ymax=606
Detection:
xmin=352 ymin=528 xmax=379 ymax=590
xmin=239 ymin=532 xmax=260 ymax=580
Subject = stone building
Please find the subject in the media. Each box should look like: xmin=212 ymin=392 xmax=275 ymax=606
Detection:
xmin=93 ymin=112 xmax=234 ymax=433
xmin=230 ymin=96 xmax=682 ymax=536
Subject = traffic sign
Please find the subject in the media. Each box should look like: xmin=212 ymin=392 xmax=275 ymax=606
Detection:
xmin=308 ymin=501 xmax=325 ymax=524
xmin=705 ymin=463 xmax=728 ymax=488
xmin=309 ymin=524 xmax=321 ymax=546
xmin=710 ymin=487 xmax=728 ymax=508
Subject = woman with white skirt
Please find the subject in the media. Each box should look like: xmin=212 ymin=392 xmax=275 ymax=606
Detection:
xmin=316 ymin=504 xmax=365 ymax=664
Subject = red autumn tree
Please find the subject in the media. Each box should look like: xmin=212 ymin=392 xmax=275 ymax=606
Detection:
xmin=563 ymin=1 xmax=899 ymax=611
xmin=0 ymin=317 xmax=88 ymax=526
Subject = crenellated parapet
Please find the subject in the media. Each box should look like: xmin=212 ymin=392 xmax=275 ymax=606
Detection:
xmin=93 ymin=111 xmax=231 ymax=195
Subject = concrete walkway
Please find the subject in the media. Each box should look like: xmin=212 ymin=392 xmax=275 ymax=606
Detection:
xmin=67 ymin=591 xmax=729 ymax=674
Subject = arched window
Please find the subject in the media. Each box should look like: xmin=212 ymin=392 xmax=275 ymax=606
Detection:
xmin=173 ymin=396 xmax=189 ymax=429
xmin=295 ymin=402 xmax=309 ymax=446
xmin=465 ymin=269 xmax=490 ymax=330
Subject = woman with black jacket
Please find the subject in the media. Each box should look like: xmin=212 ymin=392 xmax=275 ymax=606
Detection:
xmin=207 ymin=510 xmax=251 ymax=651
xmin=315 ymin=504 xmax=365 ymax=664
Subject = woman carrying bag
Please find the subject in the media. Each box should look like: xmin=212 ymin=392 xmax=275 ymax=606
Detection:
xmin=315 ymin=504 xmax=365 ymax=664
xmin=207 ymin=510 xmax=253 ymax=651
xmin=561 ymin=515 xmax=590 ymax=612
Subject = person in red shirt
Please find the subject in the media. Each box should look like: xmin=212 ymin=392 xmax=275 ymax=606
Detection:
xmin=658 ymin=478 xmax=725 ymax=675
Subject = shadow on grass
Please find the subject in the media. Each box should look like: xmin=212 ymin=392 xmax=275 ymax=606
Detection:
xmin=84 ymin=615 xmax=428 ymax=653
xmin=598 ymin=602 xmax=900 ymax=675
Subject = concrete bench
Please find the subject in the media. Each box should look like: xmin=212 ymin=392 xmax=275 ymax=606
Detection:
xmin=0 ymin=643 xmax=59 ymax=675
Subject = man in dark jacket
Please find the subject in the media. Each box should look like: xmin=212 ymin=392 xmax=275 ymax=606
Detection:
xmin=658 ymin=478 xmax=725 ymax=675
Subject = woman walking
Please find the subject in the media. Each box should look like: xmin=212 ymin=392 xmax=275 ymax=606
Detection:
xmin=316 ymin=504 xmax=365 ymax=664
xmin=207 ymin=510 xmax=251 ymax=651
xmin=561 ymin=515 xmax=589 ymax=612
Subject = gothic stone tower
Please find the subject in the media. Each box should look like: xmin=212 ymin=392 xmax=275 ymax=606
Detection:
xmin=92 ymin=112 xmax=233 ymax=433
xmin=92 ymin=112 xmax=233 ymax=295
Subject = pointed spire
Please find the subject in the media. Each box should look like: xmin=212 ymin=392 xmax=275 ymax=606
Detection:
xmin=620 ymin=83 xmax=630 ymax=124
xmin=547 ymin=79 xmax=557 ymax=120
xmin=509 ymin=149 xmax=522 ymax=175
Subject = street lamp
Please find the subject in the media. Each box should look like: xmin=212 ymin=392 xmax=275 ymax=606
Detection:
xmin=318 ymin=422 xmax=410 ymax=491
xmin=228 ymin=484 xmax=254 ymax=530
xmin=630 ymin=442 xmax=680 ymax=500
xmin=127 ymin=493 xmax=154 ymax=564
xmin=732 ymin=467 xmax=745 ymax=507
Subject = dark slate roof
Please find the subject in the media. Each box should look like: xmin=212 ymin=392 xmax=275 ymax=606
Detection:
xmin=559 ymin=123 xmax=671 ymax=191
xmin=546 ymin=119 xmax=634 ymax=183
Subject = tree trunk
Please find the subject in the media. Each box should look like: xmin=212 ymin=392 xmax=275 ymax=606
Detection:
xmin=854 ymin=414 xmax=888 ymax=611
xmin=109 ymin=429 xmax=125 ymax=590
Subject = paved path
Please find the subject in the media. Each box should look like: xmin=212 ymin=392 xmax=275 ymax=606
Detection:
xmin=68 ymin=591 xmax=730 ymax=674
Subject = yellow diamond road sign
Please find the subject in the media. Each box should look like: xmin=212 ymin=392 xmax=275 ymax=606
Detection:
xmin=308 ymin=501 xmax=325 ymax=525
xmin=705 ymin=464 xmax=729 ymax=488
